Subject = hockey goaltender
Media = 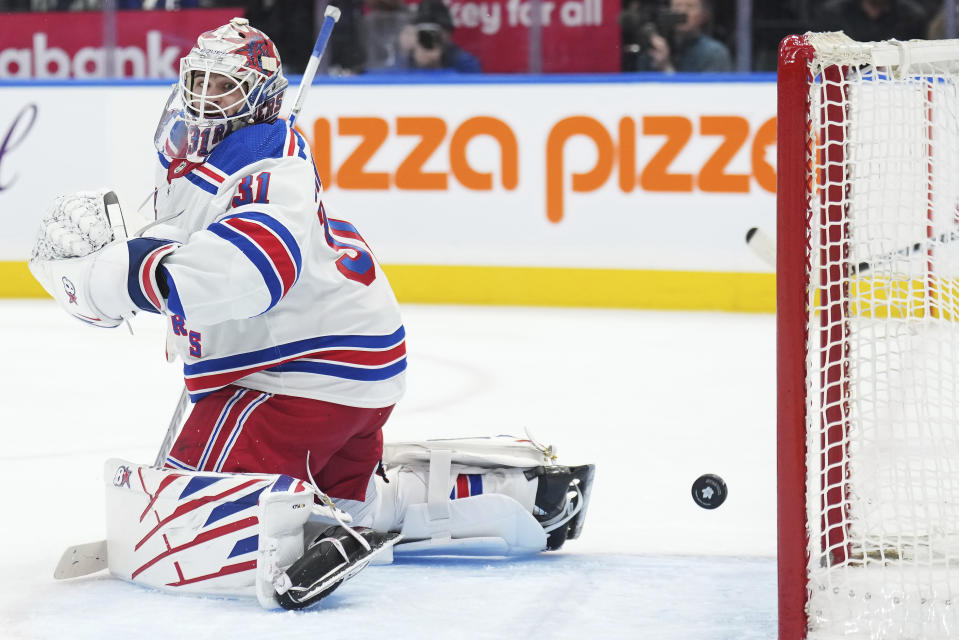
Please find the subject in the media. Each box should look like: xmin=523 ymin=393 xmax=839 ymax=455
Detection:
xmin=27 ymin=14 xmax=594 ymax=610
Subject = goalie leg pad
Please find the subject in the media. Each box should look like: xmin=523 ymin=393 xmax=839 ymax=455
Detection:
xmin=104 ymin=459 xmax=314 ymax=602
xmin=372 ymin=450 xmax=547 ymax=555
xmin=396 ymin=494 xmax=547 ymax=556
xmin=383 ymin=435 xmax=557 ymax=470
xmin=375 ymin=437 xmax=595 ymax=555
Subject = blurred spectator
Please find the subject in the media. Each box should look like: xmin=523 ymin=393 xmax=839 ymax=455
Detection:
xmin=327 ymin=0 xmax=367 ymax=75
xmin=927 ymin=2 xmax=959 ymax=39
xmin=394 ymin=0 xmax=481 ymax=73
xmin=750 ymin=0 xmax=810 ymax=71
xmin=362 ymin=0 xmax=413 ymax=71
xmin=623 ymin=0 xmax=732 ymax=72
xmin=814 ymin=0 xmax=928 ymax=42
xmin=620 ymin=0 xmax=645 ymax=70
xmin=244 ymin=0 xmax=318 ymax=75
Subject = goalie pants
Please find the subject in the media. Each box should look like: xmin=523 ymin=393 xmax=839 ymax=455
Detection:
xmin=164 ymin=385 xmax=394 ymax=501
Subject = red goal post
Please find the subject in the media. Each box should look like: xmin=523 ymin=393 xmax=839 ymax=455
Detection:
xmin=778 ymin=32 xmax=959 ymax=640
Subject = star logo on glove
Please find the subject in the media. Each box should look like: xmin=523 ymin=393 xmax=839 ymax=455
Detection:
xmin=61 ymin=276 xmax=77 ymax=305
xmin=113 ymin=465 xmax=133 ymax=488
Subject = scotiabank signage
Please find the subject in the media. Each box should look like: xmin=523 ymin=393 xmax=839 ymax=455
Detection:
xmin=447 ymin=0 xmax=619 ymax=72
xmin=0 ymin=9 xmax=240 ymax=78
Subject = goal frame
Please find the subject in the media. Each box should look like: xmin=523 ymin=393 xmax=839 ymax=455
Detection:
xmin=778 ymin=33 xmax=870 ymax=640
xmin=777 ymin=32 xmax=956 ymax=640
xmin=777 ymin=33 xmax=869 ymax=640
xmin=777 ymin=33 xmax=817 ymax=640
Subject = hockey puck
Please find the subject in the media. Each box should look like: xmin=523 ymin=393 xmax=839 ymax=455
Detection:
xmin=691 ymin=474 xmax=727 ymax=509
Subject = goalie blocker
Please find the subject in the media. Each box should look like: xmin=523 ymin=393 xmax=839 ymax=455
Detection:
xmin=89 ymin=436 xmax=594 ymax=610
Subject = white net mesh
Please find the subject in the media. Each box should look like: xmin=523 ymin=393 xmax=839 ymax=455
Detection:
xmin=803 ymin=33 xmax=959 ymax=639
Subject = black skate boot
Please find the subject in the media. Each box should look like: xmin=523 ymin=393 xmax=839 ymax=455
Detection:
xmin=274 ymin=525 xmax=400 ymax=610
xmin=525 ymin=464 xmax=596 ymax=551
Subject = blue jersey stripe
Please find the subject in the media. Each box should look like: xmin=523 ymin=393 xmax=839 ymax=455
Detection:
xmin=268 ymin=357 xmax=407 ymax=382
xmin=198 ymin=388 xmax=246 ymax=470
xmin=183 ymin=326 xmax=406 ymax=375
xmin=165 ymin=455 xmax=194 ymax=471
xmin=220 ymin=211 xmax=303 ymax=275
xmin=293 ymin=129 xmax=308 ymax=160
xmin=125 ymin=238 xmax=177 ymax=313
xmin=207 ymin=120 xmax=294 ymax=175
xmin=208 ymin=223 xmax=283 ymax=309
xmin=164 ymin=270 xmax=186 ymax=318
xmin=184 ymin=171 xmax=219 ymax=195
xmin=157 ymin=152 xmax=219 ymax=193
xmin=326 ymin=218 xmax=361 ymax=234
xmin=214 ymin=393 xmax=269 ymax=472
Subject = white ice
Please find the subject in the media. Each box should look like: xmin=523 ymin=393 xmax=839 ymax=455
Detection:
xmin=0 ymin=301 xmax=777 ymax=639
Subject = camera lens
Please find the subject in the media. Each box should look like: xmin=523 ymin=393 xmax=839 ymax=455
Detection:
xmin=417 ymin=27 xmax=439 ymax=50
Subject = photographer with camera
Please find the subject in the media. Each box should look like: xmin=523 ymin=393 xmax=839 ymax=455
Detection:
xmin=621 ymin=0 xmax=731 ymax=73
xmin=396 ymin=0 xmax=481 ymax=73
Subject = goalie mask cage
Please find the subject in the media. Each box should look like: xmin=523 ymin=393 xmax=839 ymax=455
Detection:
xmin=778 ymin=33 xmax=959 ymax=640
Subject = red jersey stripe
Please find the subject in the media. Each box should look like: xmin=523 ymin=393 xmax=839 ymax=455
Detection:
xmin=194 ymin=164 xmax=225 ymax=183
xmin=183 ymin=342 xmax=406 ymax=394
xmin=224 ymin=217 xmax=297 ymax=295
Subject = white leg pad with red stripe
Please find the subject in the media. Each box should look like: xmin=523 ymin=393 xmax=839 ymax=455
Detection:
xmin=103 ymin=459 xmax=317 ymax=607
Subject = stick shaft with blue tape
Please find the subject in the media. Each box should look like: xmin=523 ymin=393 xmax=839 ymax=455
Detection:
xmin=289 ymin=5 xmax=341 ymax=127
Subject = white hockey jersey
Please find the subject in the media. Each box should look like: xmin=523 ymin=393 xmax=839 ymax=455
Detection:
xmin=134 ymin=120 xmax=406 ymax=408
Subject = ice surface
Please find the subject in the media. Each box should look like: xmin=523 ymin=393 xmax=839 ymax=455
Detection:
xmin=0 ymin=301 xmax=777 ymax=639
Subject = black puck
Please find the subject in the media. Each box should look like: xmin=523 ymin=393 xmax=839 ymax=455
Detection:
xmin=691 ymin=474 xmax=727 ymax=509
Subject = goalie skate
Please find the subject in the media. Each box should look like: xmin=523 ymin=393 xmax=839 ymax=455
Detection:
xmin=274 ymin=526 xmax=400 ymax=610
xmin=528 ymin=464 xmax=596 ymax=550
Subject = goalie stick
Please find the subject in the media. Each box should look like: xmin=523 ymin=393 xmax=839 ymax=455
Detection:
xmin=745 ymin=227 xmax=776 ymax=269
xmin=54 ymin=12 xmax=343 ymax=584
xmin=745 ymin=225 xmax=959 ymax=273
xmin=153 ymin=386 xmax=191 ymax=467
xmin=287 ymin=5 xmax=340 ymax=127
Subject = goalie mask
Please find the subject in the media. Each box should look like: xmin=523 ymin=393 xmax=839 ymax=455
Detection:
xmin=154 ymin=17 xmax=289 ymax=163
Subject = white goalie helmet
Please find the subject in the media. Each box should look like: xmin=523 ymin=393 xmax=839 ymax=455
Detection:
xmin=154 ymin=17 xmax=289 ymax=163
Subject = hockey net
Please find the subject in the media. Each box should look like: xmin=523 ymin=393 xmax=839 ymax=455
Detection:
xmin=778 ymin=33 xmax=959 ymax=639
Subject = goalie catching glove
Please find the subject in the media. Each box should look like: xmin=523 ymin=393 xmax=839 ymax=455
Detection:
xmin=28 ymin=190 xmax=179 ymax=328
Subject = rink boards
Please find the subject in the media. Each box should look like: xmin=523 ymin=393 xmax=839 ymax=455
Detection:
xmin=0 ymin=75 xmax=777 ymax=311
